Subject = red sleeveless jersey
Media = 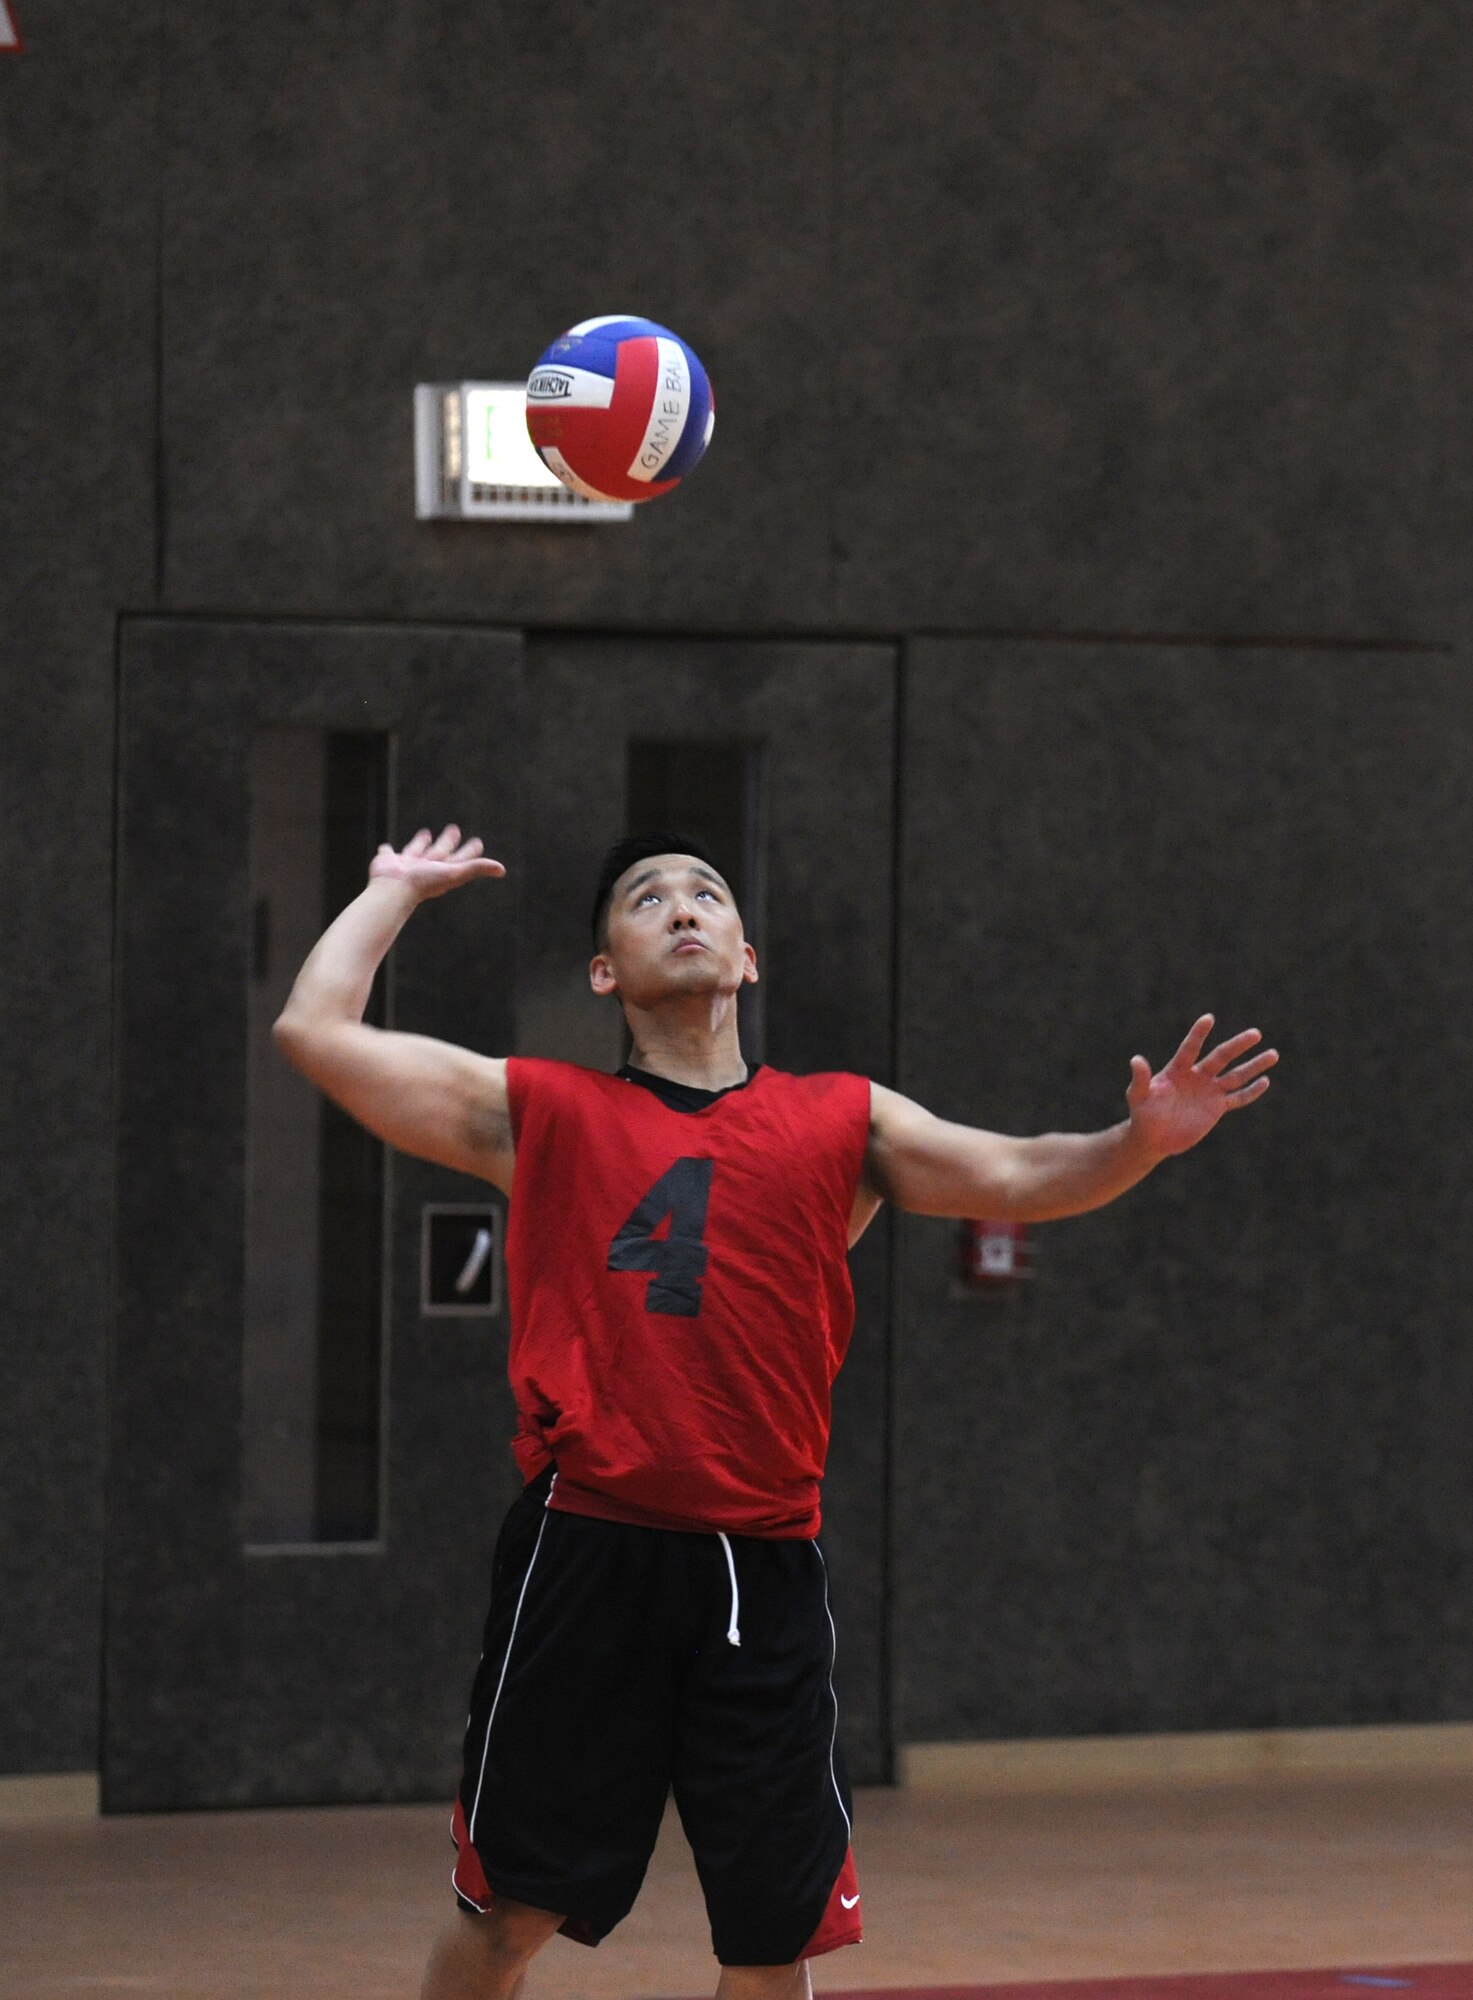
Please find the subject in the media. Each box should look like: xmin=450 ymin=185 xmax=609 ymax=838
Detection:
xmin=503 ymin=1059 xmax=871 ymax=1537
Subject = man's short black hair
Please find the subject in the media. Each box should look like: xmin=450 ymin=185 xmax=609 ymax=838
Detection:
xmin=591 ymin=832 xmax=727 ymax=947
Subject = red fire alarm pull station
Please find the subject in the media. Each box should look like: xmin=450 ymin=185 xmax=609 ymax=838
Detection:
xmin=959 ymin=1218 xmax=1033 ymax=1290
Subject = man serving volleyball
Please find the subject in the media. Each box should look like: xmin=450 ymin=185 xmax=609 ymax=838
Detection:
xmin=274 ymin=823 xmax=1276 ymax=2000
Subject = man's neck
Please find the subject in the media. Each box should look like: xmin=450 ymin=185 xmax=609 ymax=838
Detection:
xmin=625 ymin=1002 xmax=748 ymax=1092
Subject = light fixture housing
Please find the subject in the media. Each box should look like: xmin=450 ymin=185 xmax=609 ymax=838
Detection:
xmin=414 ymin=382 xmax=633 ymax=522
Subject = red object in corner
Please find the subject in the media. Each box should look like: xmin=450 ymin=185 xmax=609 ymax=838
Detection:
xmin=0 ymin=4 xmax=25 ymax=55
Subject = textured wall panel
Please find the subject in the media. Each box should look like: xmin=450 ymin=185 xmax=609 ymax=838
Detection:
xmin=894 ymin=638 xmax=1473 ymax=1741
xmin=0 ymin=1 xmax=157 ymax=1770
xmin=832 ymin=3 xmax=1469 ymax=641
xmin=156 ymin=2 xmax=1473 ymax=643
xmin=158 ymin=0 xmax=842 ymax=628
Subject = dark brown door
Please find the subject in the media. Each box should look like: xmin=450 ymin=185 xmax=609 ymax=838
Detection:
xmin=107 ymin=619 xmax=523 ymax=1809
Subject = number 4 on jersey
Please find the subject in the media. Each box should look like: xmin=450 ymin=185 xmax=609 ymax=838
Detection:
xmin=607 ymin=1157 xmax=714 ymax=1317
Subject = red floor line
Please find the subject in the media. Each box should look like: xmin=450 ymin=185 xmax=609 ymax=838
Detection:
xmin=822 ymin=1969 xmax=1473 ymax=2000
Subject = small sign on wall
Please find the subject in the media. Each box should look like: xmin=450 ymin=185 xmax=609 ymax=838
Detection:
xmin=955 ymin=1218 xmax=1033 ymax=1296
xmin=421 ymin=1204 xmax=503 ymax=1318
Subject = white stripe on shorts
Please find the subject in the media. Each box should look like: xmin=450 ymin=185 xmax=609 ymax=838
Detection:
xmin=813 ymin=1543 xmax=852 ymax=1841
xmin=468 ymin=1511 xmax=550 ymax=1846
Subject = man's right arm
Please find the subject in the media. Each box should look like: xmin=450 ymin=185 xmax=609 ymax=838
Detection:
xmin=272 ymin=826 xmax=515 ymax=1194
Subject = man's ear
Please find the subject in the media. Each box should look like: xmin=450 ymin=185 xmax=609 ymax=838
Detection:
xmin=741 ymin=942 xmax=759 ymax=986
xmin=590 ymin=951 xmax=619 ymax=997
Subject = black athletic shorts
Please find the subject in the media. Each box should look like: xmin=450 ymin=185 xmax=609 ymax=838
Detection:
xmin=451 ymin=1467 xmax=862 ymax=1966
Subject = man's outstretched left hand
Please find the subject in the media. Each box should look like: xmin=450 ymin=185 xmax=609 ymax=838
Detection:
xmin=1126 ymin=1016 xmax=1278 ymax=1158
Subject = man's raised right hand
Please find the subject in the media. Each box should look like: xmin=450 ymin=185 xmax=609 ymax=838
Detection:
xmin=369 ymin=824 xmax=506 ymax=900
xmin=277 ymin=820 xmax=514 ymax=1190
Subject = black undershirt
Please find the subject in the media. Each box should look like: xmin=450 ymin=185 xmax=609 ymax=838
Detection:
xmin=617 ymin=1063 xmax=759 ymax=1116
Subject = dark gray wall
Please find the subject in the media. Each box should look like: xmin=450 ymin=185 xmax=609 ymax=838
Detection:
xmin=0 ymin=4 xmax=156 ymax=1772
xmin=895 ymin=640 xmax=1473 ymax=1738
xmin=2 ymin=0 xmax=1469 ymax=1777
xmin=833 ymin=3 xmax=1469 ymax=642
xmin=149 ymin=1 xmax=1469 ymax=642
xmin=156 ymin=0 xmax=841 ymax=628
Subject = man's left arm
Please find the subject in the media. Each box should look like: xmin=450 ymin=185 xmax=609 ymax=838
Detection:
xmin=858 ymin=1015 xmax=1277 ymax=1224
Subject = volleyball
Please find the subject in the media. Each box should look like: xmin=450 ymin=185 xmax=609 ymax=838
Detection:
xmin=525 ymin=316 xmax=715 ymax=504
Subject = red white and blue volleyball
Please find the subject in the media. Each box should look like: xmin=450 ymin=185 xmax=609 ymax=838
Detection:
xmin=525 ymin=317 xmax=715 ymax=504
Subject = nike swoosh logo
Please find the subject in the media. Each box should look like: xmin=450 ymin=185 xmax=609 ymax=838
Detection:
xmin=841 ymin=1892 xmax=860 ymax=1909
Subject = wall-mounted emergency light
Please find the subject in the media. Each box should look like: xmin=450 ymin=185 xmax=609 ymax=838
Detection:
xmin=414 ymin=382 xmax=633 ymax=523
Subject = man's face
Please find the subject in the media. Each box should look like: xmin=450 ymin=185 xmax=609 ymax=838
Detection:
xmin=591 ymin=853 xmax=758 ymax=1008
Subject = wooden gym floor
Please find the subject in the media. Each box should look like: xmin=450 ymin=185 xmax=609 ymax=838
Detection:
xmin=4 ymin=1772 xmax=1472 ymax=1998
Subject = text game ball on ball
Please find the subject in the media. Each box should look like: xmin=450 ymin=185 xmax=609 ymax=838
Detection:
xmin=525 ymin=316 xmax=715 ymax=504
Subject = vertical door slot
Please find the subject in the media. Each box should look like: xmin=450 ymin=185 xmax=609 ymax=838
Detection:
xmin=243 ymin=728 xmax=389 ymax=1548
